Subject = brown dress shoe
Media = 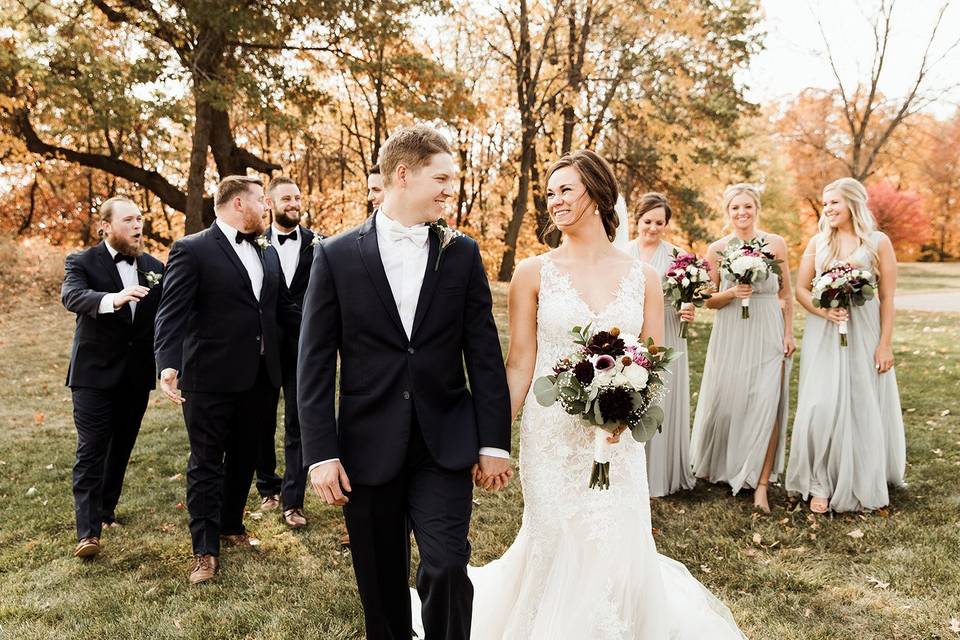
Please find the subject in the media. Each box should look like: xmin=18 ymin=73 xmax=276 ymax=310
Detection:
xmin=222 ymin=533 xmax=260 ymax=548
xmin=260 ymin=495 xmax=280 ymax=511
xmin=74 ymin=537 xmax=100 ymax=558
xmin=188 ymin=554 xmax=219 ymax=584
xmin=282 ymin=508 xmax=307 ymax=528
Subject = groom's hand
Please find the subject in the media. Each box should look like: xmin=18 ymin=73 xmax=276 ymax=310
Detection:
xmin=159 ymin=368 xmax=184 ymax=405
xmin=474 ymin=455 xmax=513 ymax=491
xmin=310 ymin=460 xmax=352 ymax=506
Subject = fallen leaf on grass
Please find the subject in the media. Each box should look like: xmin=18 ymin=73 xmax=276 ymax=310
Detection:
xmin=45 ymin=464 xmax=53 ymax=470
xmin=248 ymin=512 xmax=263 ymax=520
xmin=942 ymin=409 xmax=952 ymax=417
xmin=167 ymin=473 xmax=183 ymax=481
xmin=949 ymin=618 xmax=960 ymax=634
xmin=847 ymin=529 xmax=865 ymax=539
xmin=867 ymin=576 xmax=889 ymax=589
xmin=34 ymin=412 xmax=44 ymax=425
xmin=175 ymin=502 xmax=185 ymax=510
xmin=26 ymin=486 xmax=37 ymax=496
xmin=700 ymin=564 xmax=711 ymax=573
xmin=752 ymin=533 xmax=762 ymax=545
xmin=744 ymin=548 xmax=758 ymax=557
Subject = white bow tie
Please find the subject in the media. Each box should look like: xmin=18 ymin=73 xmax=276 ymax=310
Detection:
xmin=388 ymin=222 xmax=430 ymax=247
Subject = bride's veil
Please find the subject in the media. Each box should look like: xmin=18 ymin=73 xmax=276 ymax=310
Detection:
xmin=612 ymin=194 xmax=631 ymax=250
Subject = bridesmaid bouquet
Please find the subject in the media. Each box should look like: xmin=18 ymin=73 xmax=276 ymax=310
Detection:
xmin=533 ymin=324 xmax=676 ymax=490
xmin=718 ymin=238 xmax=782 ymax=319
xmin=662 ymin=250 xmax=712 ymax=338
xmin=810 ymin=263 xmax=877 ymax=346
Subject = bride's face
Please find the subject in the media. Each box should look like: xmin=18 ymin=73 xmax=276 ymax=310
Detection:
xmin=636 ymin=206 xmax=667 ymax=243
xmin=546 ymin=166 xmax=595 ymax=233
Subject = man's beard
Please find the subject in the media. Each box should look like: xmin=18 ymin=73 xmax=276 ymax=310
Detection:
xmin=274 ymin=208 xmax=300 ymax=229
xmin=107 ymin=233 xmax=144 ymax=257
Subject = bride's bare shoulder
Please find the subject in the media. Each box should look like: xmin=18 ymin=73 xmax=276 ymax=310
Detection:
xmin=510 ymin=255 xmax=545 ymax=292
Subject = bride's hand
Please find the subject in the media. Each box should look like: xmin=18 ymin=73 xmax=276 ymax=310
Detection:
xmin=606 ymin=425 xmax=628 ymax=444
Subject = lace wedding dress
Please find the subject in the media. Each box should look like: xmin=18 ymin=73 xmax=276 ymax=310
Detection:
xmin=414 ymin=254 xmax=746 ymax=639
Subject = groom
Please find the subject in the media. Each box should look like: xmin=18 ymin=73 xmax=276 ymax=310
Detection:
xmin=298 ymin=125 xmax=512 ymax=639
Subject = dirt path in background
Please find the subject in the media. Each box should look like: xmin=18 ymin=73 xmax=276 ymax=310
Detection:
xmin=895 ymin=291 xmax=960 ymax=313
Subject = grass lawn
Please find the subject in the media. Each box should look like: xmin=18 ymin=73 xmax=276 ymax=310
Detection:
xmin=0 ymin=277 xmax=958 ymax=639
xmin=896 ymin=262 xmax=960 ymax=293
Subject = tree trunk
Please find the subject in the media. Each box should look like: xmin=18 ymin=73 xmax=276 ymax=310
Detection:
xmin=185 ymin=100 xmax=213 ymax=234
xmin=498 ymin=133 xmax=534 ymax=281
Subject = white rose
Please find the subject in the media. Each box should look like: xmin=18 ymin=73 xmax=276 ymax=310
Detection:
xmin=623 ymin=363 xmax=649 ymax=390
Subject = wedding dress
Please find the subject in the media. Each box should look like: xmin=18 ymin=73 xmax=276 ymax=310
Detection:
xmin=413 ymin=253 xmax=747 ymax=639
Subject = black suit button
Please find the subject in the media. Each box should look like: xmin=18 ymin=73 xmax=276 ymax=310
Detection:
xmin=255 ymin=336 xmax=261 ymax=342
xmin=407 ymin=347 xmax=415 ymax=355
xmin=402 ymin=391 xmax=410 ymax=400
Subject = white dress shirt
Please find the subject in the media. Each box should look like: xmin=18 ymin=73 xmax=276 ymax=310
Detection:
xmin=310 ymin=209 xmax=509 ymax=472
xmin=269 ymin=224 xmax=301 ymax=288
xmin=216 ymin=218 xmax=264 ymax=301
xmin=97 ymin=241 xmax=140 ymax=319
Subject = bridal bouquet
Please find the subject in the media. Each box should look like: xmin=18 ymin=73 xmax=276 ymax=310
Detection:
xmin=662 ymin=250 xmax=712 ymax=338
xmin=810 ymin=263 xmax=877 ymax=347
xmin=533 ymin=324 xmax=676 ymax=490
xmin=718 ymin=238 xmax=782 ymax=319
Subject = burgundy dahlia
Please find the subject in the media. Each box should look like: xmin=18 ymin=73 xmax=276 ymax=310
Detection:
xmin=573 ymin=360 xmax=595 ymax=385
xmin=586 ymin=331 xmax=625 ymax=357
xmin=594 ymin=355 xmax=616 ymax=371
xmin=597 ymin=386 xmax=634 ymax=423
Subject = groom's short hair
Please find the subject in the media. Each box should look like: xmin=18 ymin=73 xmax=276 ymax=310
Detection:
xmin=98 ymin=196 xmax=137 ymax=223
xmin=378 ymin=125 xmax=451 ymax=186
xmin=215 ymin=175 xmax=264 ymax=208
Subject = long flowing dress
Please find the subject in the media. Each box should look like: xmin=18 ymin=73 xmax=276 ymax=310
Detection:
xmin=785 ymin=232 xmax=906 ymax=512
xmin=629 ymin=241 xmax=696 ymax=497
xmin=413 ymin=253 xmax=746 ymax=639
xmin=690 ymin=235 xmax=792 ymax=494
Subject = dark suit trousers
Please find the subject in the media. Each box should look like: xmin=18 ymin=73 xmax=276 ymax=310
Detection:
xmin=71 ymin=385 xmax=150 ymax=540
xmin=183 ymin=359 xmax=275 ymax=556
xmin=255 ymin=360 xmax=308 ymax=508
xmin=343 ymin=414 xmax=474 ymax=640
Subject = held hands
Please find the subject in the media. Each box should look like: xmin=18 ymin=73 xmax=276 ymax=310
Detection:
xmin=678 ymin=303 xmax=696 ymax=324
xmin=159 ymin=368 xmax=185 ymax=405
xmin=472 ymin=455 xmax=513 ymax=491
xmin=114 ymin=285 xmax=150 ymax=309
xmin=310 ymin=460 xmax=352 ymax=506
xmin=730 ymin=284 xmax=753 ymax=300
xmin=822 ymin=308 xmax=848 ymax=325
xmin=875 ymin=345 xmax=895 ymax=374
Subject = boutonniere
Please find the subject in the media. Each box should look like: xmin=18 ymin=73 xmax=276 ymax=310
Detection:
xmin=255 ymin=236 xmax=269 ymax=251
xmin=428 ymin=218 xmax=464 ymax=271
xmin=139 ymin=270 xmax=162 ymax=288
xmin=311 ymin=233 xmax=323 ymax=247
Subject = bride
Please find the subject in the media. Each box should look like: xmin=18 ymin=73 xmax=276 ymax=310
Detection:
xmin=415 ymin=150 xmax=746 ymax=639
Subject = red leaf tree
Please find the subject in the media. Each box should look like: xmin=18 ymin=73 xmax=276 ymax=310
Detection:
xmin=867 ymin=181 xmax=929 ymax=260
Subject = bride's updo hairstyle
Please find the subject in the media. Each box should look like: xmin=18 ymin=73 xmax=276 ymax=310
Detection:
xmin=547 ymin=150 xmax=621 ymax=242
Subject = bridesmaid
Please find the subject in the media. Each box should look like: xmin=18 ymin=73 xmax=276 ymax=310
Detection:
xmin=628 ymin=193 xmax=697 ymax=497
xmin=690 ymin=184 xmax=795 ymax=512
xmin=786 ymin=177 xmax=906 ymax=513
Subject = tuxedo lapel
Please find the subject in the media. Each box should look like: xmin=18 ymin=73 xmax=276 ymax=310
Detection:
xmin=292 ymin=226 xmax=314 ymax=290
xmin=210 ymin=222 xmax=259 ymax=308
xmin=357 ymin=216 xmax=407 ymax=341
xmin=410 ymin=232 xmax=440 ymax=339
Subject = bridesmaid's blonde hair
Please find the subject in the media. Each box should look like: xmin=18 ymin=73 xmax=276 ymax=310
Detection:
xmin=721 ymin=183 xmax=762 ymax=223
xmin=819 ymin=177 xmax=878 ymax=271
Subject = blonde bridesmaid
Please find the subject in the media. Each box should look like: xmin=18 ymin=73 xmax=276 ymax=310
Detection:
xmin=628 ymin=193 xmax=697 ymax=497
xmin=786 ymin=177 xmax=906 ymax=513
xmin=690 ymin=184 xmax=795 ymax=512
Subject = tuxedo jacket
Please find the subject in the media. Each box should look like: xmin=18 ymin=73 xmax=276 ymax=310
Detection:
xmin=297 ymin=215 xmax=512 ymax=485
xmin=154 ymin=221 xmax=301 ymax=393
xmin=61 ymin=243 xmax=164 ymax=390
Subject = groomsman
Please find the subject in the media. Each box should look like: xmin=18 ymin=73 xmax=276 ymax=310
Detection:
xmin=154 ymin=175 xmax=300 ymax=584
xmin=61 ymin=196 xmax=164 ymax=559
xmin=255 ymin=176 xmax=318 ymax=528
xmin=367 ymin=164 xmax=384 ymax=208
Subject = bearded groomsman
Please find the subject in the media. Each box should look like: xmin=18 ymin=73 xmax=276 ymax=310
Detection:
xmin=154 ymin=176 xmax=300 ymax=584
xmin=254 ymin=176 xmax=319 ymax=528
xmin=61 ymin=197 xmax=164 ymax=559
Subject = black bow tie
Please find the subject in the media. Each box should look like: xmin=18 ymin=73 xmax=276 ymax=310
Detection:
xmin=113 ymin=253 xmax=135 ymax=265
xmin=235 ymin=231 xmax=259 ymax=246
xmin=276 ymin=230 xmax=297 ymax=245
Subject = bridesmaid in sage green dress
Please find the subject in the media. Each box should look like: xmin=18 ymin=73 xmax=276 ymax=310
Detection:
xmin=628 ymin=193 xmax=697 ymax=497
xmin=690 ymin=184 xmax=796 ymax=512
xmin=786 ymin=177 xmax=906 ymax=513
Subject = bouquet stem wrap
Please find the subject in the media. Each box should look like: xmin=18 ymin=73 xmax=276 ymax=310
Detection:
xmin=839 ymin=319 xmax=848 ymax=347
xmin=678 ymin=303 xmax=692 ymax=338
xmin=741 ymin=297 xmax=750 ymax=319
xmin=590 ymin=427 xmax=612 ymax=490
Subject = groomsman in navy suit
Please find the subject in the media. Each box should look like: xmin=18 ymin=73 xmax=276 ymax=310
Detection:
xmin=255 ymin=176 xmax=319 ymax=528
xmin=154 ymin=175 xmax=300 ymax=584
xmin=61 ymin=196 xmax=164 ymax=559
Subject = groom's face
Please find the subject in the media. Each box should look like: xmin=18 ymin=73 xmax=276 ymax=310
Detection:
xmin=237 ymin=184 xmax=267 ymax=234
xmin=399 ymin=152 xmax=456 ymax=224
xmin=102 ymin=201 xmax=144 ymax=256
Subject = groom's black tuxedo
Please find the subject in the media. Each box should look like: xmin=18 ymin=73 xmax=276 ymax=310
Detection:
xmin=61 ymin=242 xmax=164 ymax=540
xmin=298 ymin=214 xmax=511 ymax=639
xmin=154 ymin=220 xmax=300 ymax=557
